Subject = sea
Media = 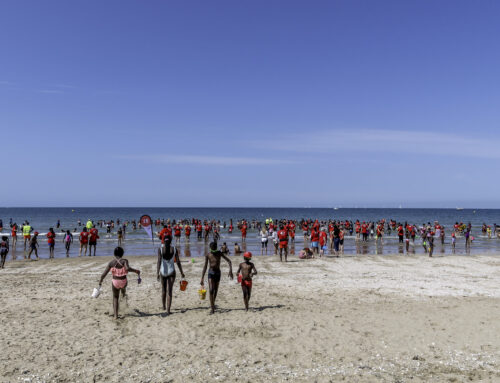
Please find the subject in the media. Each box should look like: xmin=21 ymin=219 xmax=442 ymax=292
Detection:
xmin=1 ymin=207 xmax=500 ymax=260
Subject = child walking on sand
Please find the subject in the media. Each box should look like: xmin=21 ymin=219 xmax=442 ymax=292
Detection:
xmin=99 ymin=247 xmax=141 ymax=320
xmin=236 ymin=252 xmax=257 ymax=311
xmin=200 ymin=242 xmax=233 ymax=314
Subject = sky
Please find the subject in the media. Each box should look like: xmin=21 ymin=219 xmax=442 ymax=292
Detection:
xmin=1 ymin=0 xmax=500 ymax=208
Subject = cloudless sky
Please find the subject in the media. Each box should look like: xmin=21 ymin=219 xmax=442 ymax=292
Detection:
xmin=1 ymin=0 xmax=500 ymax=207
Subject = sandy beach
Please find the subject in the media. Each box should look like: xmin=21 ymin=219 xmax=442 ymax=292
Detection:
xmin=1 ymin=253 xmax=499 ymax=382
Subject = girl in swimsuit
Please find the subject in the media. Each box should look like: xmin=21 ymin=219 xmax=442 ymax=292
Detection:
xmin=157 ymin=238 xmax=185 ymax=314
xmin=99 ymin=246 xmax=140 ymax=320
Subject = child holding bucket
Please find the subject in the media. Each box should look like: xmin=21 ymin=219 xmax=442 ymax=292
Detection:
xmin=236 ymin=252 xmax=257 ymax=311
xmin=99 ymin=247 xmax=141 ymax=320
xmin=200 ymin=242 xmax=233 ymax=314
xmin=157 ymin=237 xmax=185 ymax=315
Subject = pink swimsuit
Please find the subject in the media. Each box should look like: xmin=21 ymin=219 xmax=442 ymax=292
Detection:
xmin=111 ymin=260 xmax=128 ymax=289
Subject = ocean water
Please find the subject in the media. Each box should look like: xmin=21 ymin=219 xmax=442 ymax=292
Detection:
xmin=1 ymin=207 xmax=500 ymax=260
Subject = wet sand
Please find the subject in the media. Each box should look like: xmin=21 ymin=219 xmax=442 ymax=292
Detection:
xmin=1 ymin=254 xmax=499 ymax=382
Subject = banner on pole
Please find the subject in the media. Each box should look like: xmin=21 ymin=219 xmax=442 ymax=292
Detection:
xmin=140 ymin=215 xmax=153 ymax=240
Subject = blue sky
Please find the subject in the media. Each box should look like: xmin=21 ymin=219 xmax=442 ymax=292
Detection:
xmin=1 ymin=0 xmax=500 ymax=207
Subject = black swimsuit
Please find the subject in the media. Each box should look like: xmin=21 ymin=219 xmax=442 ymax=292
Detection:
xmin=208 ymin=269 xmax=221 ymax=282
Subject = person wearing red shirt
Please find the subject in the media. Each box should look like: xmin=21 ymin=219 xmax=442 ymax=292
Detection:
xmin=204 ymin=224 xmax=211 ymax=241
xmin=302 ymin=222 xmax=309 ymax=238
xmin=184 ymin=225 xmax=191 ymax=241
xmin=173 ymin=224 xmax=182 ymax=246
xmin=397 ymin=225 xmax=404 ymax=243
xmin=79 ymin=227 xmax=89 ymax=257
xmin=288 ymin=222 xmax=296 ymax=243
xmin=361 ymin=222 xmax=368 ymax=242
xmin=196 ymin=223 xmax=202 ymax=240
xmin=47 ymin=227 xmax=56 ymax=259
xmin=11 ymin=223 xmax=17 ymax=247
xmin=89 ymin=226 xmax=99 ymax=256
xmin=158 ymin=225 xmax=172 ymax=244
xmin=355 ymin=221 xmax=361 ymax=239
xmin=310 ymin=228 xmax=320 ymax=254
xmin=241 ymin=223 xmax=247 ymax=242
xmin=277 ymin=226 xmax=289 ymax=261
xmin=319 ymin=229 xmax=327 ymax=257
xmin=376 ymin=224 xmax=383 ymax=243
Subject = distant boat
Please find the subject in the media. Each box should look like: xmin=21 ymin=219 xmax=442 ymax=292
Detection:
xmin=456 ymin=207 xmax=464 ymax=211
xmin=333 ymin=207 xmax=339 ymax=210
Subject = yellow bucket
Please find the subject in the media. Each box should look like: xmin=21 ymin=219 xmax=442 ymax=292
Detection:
xmin=198 ymin=288 xmax=207 ymax=300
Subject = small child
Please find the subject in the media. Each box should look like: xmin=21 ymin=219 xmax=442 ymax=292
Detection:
xmin=451 ymin=232 xmax=456 ymax=251
xmin=221 ymin=242 xmax=230 ymax=256
xmin=234 ymin=242 xmax=241 ymax=255
xmin=28 ymin=232 xmax=39 ymax=260
xmin=236 ymin=252 xmax=258 ymax=311
xmin=0 ymin=236 xmax=9 ymax=268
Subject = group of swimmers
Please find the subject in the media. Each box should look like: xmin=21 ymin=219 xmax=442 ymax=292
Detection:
xmin=99 ymin=240 xmax=257 ymax=319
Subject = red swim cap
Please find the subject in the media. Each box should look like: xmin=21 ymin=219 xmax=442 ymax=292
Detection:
xmin=34 ymin=231 xmax=39 ymax=235
xmin=243 ymin=251 xmax=252 ymax=259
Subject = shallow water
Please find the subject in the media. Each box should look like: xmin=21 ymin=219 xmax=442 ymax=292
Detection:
xmin=1 ymin=207 xmax=499 ymax=259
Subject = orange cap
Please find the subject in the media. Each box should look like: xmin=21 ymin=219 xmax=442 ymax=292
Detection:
xmin=243 ymin=251 xmax=252 ymax=259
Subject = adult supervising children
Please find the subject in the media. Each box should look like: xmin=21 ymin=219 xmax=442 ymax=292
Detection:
xmin=47 ymin=228 xmax=56 ymax=259
xmin=89 ymin=225 xmax=99 ymax=256
xmin=277 ymin=226 xmax=289 ymax=262
xmin=79 ymin=227 xmax=89 ymax=257
xmin=22 ymin=221 xmax=33 ymax=251
xmin=200 ymin=242 xmax=233 ymax=314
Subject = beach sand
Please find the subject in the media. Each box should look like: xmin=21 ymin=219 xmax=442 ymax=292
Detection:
xmin=1 ymin=253 xmax=499 ymax=382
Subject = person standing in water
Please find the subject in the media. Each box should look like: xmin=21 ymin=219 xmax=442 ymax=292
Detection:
xmin=47 ymin=228 xmax=56 ymax=259
xmin=99 ymin=247 xmax=140 ymax=320
xmin=63 ymin=230 xmax=73 ymax=256
xmin=79 ymin=227 xmax=89 ymax=257
xmin=236 ymin=252 xmax=257 ymax=311
xmin=28 ymin=232 xmax=39 ymax=260
xmin=157 ymin=238 xmax=186 ymax=314
xmin=22 ymin=221 xmax=33 ymax=251
xmin=89 ymin=225 xmax=99 ymax=256
xmin=10 ymin=223 xmax=17 ymax=248
xmin=200 ymin=242 xmax=233 ymax=314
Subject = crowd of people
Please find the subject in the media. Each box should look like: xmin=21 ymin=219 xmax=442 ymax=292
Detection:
xmin=0 ymin=216 xmax=499 ymax=263
xmin=1 ymin=215 xmax=498 ymax=319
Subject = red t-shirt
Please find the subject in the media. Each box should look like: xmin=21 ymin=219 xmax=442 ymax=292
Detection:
xmin=47 ymin=232 xmax=56 ymax=244
xmin=278 ymin=229 xmax=288 ymax=242
xmin=89 ymin=228 xmax=99 ymax=242
xmin=185 ymin=226 xmax=191 ymax=236
xmin=174 ymin=225 xmax=181 ymax=236
xmin=310 ymin=230 xmax=319 ymax=242
xmin=80 ymin=231 xmax=89 ymax=244
xmin=319 ymin=231 xmax=327 ymax=246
